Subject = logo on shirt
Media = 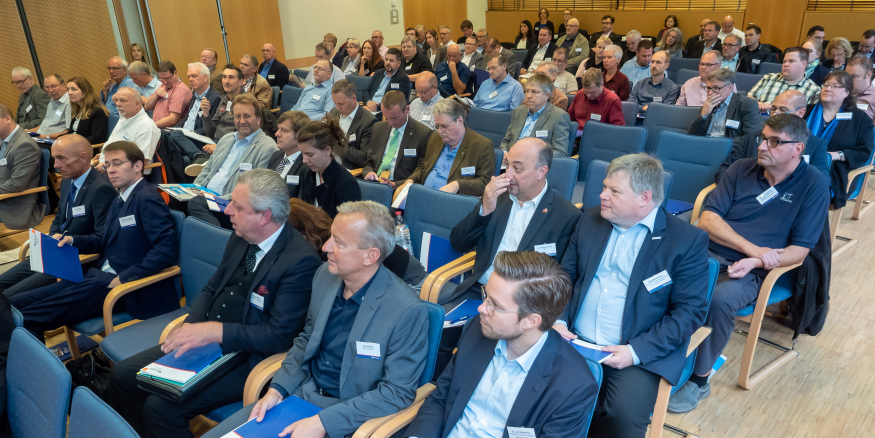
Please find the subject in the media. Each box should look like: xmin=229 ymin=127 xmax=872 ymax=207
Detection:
xmin=780 ymin=193 xmax=794 ymax=203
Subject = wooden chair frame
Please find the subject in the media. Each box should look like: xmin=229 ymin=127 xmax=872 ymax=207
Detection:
xmin=650 ymin=327 xmax=711 ymax=438
xmin=420 ymin=252 xmax=476 ymax=304
xmin=829 ymin=163 xmax=873 ymax=259
xmin=0 ymin=186 xmax=49 ymax=239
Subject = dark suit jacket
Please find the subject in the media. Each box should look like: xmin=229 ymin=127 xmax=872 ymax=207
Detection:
xmin=51 ymin=169 xmax=116 ymax=237
xmin=589 ymin=31 xmax=622 ymax=47
xmin=327 ymin=107 xmax=378 ymax=169
xmin=716 ymin=130 xmax=830 ymax=183
xmin=66 ymin=107 xmax=109 ymax=144
xmin=298 ymin=160 xmax=362 ymax=218
xmin=733 ymin=56 xmax=754 ymax=74
xmin=362 ymin=117 xmax=432 ymax=183
xmin=362 ymin=69 xmax=412 ymax=105
xmin=258 ymin=59 xmax=291 ymax=90
xmin=186 ymin=222 xmax=321 ymax=369
xmin=522 ymin=43 xmax=558 ymax=70
xmin=72 ymin=180 xmax=178 ymax=320
xmin=405 ymin=321 xmax=598 ymax=438
xmin=688 ymin=93 xmax=762 ymax=139
xmin=268 ymin=150 xmax=307 ymax=199
xmin=807 ymin=63 xmax=830 ymax=86
xmin=16 ymin=86 xmax=50 ymax=130
xmin=559 ymin=207 xmax=710 ymax=385
xmin=178 ymin=87 xmax=221 ymax=135
xmin=687 ymin=39 xmax=723 ymax=60
xmin=408 ymin=129 xmax=495 ymax=196
xmin=448 ymin=188 xmax=581 ymax=303
xmin=684 ymin=35 xmax=703 ymax=56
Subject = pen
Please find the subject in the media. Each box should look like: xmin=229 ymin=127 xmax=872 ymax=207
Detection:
xmin=447 ymin=315 xmax=471 ymax=325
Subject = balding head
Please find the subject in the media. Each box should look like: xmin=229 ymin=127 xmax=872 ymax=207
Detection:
xmin=262 ymin=43 xmax=277 ymax=62
xmin=447 ymin=44 xmax=462 ymax=63
xmin=52 ymin=134 xmax=93 ymax=179
xmin=506 ymin=138 xmax=552 ymax=201
xmin=113 ymin=87 xmax=143 ymax=118
xmin=771 ymin=90 xmax=808 ymax=117
xmin=722 ymin=16 xmax=735 ymax=33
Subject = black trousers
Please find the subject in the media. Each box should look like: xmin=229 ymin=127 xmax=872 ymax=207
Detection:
xmin=433 ymin=282 xmax=481 ymax=380
xmin=587 ymin=365 xmax=661 ymax=438
xmin=0 ymin=261 xmax=58 ymax=300
xmin=111 ymin=344 xmax=250 ymax=438
xmin=187 ymin=195 xmax=233 ymax=230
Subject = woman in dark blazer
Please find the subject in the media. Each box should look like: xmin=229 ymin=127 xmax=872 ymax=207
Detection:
xmin=533 ymin=8 xmax=555 ymax=40
xmin=515 ymin=20 xmax=536 ymax=50
xmin=804 ymin=71 xmax=875 ymax=208
xmin=296 ymin=118 xmax=361 ymax=218
xmin=62 ymin=77 xmax=108 ymax=145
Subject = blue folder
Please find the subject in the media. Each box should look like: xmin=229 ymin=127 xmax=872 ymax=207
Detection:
xmin=152 ymin=343 xmax=223 ymax=377
xmin=665 ymin=199 xmax=694 ymax=215
xmin=444 ymin=300 xmax=483 ymax=328
xmin=420 ymin=232 xmax=465 ymax=284
xmin=29 ymin=229 xmax=84 ymax=283
xmin=229 ymin=395 xmax=322 ymax=438
xmin=569 ymin=340 xmax=613 ymax=364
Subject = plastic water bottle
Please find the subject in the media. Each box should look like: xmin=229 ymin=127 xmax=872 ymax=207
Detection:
xmin=395 ymin=211 xmax=412 ymax=254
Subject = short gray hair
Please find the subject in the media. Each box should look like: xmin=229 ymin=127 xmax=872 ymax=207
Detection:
xmin=701 ymin=50 xmax=721 ymax=63
xmin=604 ymin=44 xmax=623 ymax=60
xmin=236 ymin=169 xmax=291 ymax=224
xmin=707 ymin=68 xmax=736 ymax=84
xmin=607 ymin=154 xmax=665 ymax=206
xmin=336 ymin=201 xmax=395 ymax=263
xmin=109 ymin=56 xmax=129 ymax=68
xmin=188 ymin=62 xmax=210 ymax=77
xmin=526 ymin=72 xmax=554 ymax=96
xmin=537 ymin=60 xmax=559 ymax=76
xmin=723 ymin=34 xmax=741 ymax=46
xmin=11 ymin=67 xmax=32 ymax=78
xmin=433 ymin=98 xmax=466 ymax=124
xmin=128 ymin=61 xmax=150 ymax=76
xmin=347 ymin=38 xmax=360 ymax=50
xmin=401 ymin=36 xmax=416 ymax=46
xmin=626 ymin=30 xmax=642 ymax=40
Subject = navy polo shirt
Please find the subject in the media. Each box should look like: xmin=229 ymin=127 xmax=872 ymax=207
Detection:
xmin=434 ymin=61 xmax=471 ymax=95
xmin=704 ymin=157 xmax=829 ymax=268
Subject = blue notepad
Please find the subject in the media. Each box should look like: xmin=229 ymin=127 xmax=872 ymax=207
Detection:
xmin=29 ymin=229 xmax=84 ymax=283
xmin=665 ymin=199 xmax=694 ymax=216
xmin=569 ymin=339 xmax=613 ymax=364
xmin=420 ymin=232 xmax=466 ymax=285
xmin=139 ymin=343 xmax=223 ymax=384
xmin=444 ymin=300 xmax=483 ymax=328
xmin=226 ymin=395 xmax=322 ymax=438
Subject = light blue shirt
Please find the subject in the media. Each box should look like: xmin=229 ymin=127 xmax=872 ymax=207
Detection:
xmin=473 ymin=74 xmax=524 ymax=112
xmin=136 ymin=78 xmax=161 ymax=98
xmin=292 ymin=81 xmax=336 ymax=120
xmin=447 ymin=332 xmax=549 ymax=438
xmin=1 ymin=126 xmax=20 ymax=157
xmin=71 ymin=168 xmax=91 ymax=194
xmin=620 ymin=59 xmax=651 ymax=91
xmin=520 ymin=104 xmax=547 ymax=138
xmin=105 ymin=76 xmax=135 ymax=117
xmin=183 ymin=87 xmax=210 ymax=131
xmin=205 ymin=130 xmax=259 ymax=194
xmin=721 ymin=53 xmax=740 ymax=71
xmin=424 ymin=133 xmax=464 ymax=189
xmin=372 ymin=70 xmax=396 ymax=104
xmin=259 ymin=59 xmax=274 ymax=79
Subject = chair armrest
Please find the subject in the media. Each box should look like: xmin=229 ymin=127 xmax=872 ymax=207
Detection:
xmin=392 ymin=182 xmax=411 ymax=202
xmin=353 ymin=383 xmax=436 ymax=438
xmin=422 ymin=252 xmax=476 ymax=303
xmin=159 ymin=313 xmax=189 ymax=344
xmin=79 ymin=254 xmax=99 ymax=264
xmin=144 ymin=162 xmax=163 ymax=170
xmin=92 ymin=143 xmax=104 ymax=150
xmin=846 ymin=164 xmax=874 ymax=192
xmin=570 ymin=155 xmax=579 ymax=159
xmin=18 ymin=241 xmax=29 ymax=263
xmin=350 ymin=168 xmax=363 ymax=177
xmin=690 ymin=183 xmax=717 ymax=224
xmin=270 ymin=108 xmax=280 ymax=113
xmin=242 ymin=353 xmax=287 ymax=405
xmin=574 ymin=202 xmax=582 ymax=208
xmin=103 ymin=266 xmax=181 ymax=336
xmin=0 ymin=186 xmax=47 ymax=202
xmin=687 ymin=326 xmax=711 ymax=356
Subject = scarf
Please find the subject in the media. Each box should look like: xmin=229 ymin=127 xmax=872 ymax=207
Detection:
xmin=806 ymin=103 xmax=839 ymax=142
xmin=805 ymin=58 xmax=820 ymax=79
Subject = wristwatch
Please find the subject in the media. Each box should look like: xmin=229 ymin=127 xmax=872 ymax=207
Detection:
xmin=838 ymin=151 xmax=845 ymax=161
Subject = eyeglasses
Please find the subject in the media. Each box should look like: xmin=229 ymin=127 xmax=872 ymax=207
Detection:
xmin=699 ymin=62 xmax=720 ymax=68
xmin=756 ymin=135 xmax=797 ymax=148
xmin=822 ymin=83 xmax=847 ymax=90
xmin=723 ymin=43 xmax=741 ymax=48
xmin=107 ymin=67 xmax=125 ymax=71
xmin=103 ymin=160 xmax=130 ymax=170
xmin=11 ymin=79 xmax=29 ymax=86
xmin=705 ymin=84 xmax=730 ymax=92
xmin=769 ymin=106 xmax=804 ymax=114
xmin=480 ymin=287 xmax=522 ymax=317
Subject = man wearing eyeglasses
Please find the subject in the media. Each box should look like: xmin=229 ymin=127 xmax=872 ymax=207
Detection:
xmin=258 ymin=43 xmax=290 ymax=90
xmin=29 ymin=74 xmax=70 ymax=139
xmin=372 ymin=29 xmax=390 ymax=58
xmin=848 ymin=56 xmax=875 ymax=124
xmin=11 ymin=66 xmax=50 ymax=130
xmin=669 ymin=113 xmax=829 ymax=414
xmin=687 ymin=68 xmax=760 ymax=138
xmin=409 ymin=72 xmax=444 ymax=131
xmin=854 ymin=29 xmax=875 ymax=60
xmin=101 ymin=56 xmax=135 ymax=118
xmin=719 ymin=34 xmax=753 ymax=73
xmin=687 ymin=21 xmax=722 ymax=60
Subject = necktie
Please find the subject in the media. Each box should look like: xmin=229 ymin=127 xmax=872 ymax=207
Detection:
xmin=0 ymin=141 xmax=7 ymax=158
xmin=62 ymin=183 xmax=78 ymax=231
xmin=378 ymin=129 xmax=401 ymax=174
xmin=275 ymin=157 xmax=289 ymax=175
xmin=245 ymin=244 xmax=259 ymax=274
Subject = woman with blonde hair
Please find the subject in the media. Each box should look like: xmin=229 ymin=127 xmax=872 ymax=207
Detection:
xmin=576 ymin=36 xmax=611 ymax=77
xmin=656 ymin=27 xmax=685 ymax=59
xmin=129 ymin=43 xmax=155 ymax=75
xmin=825 ymin=37 xmax=853 ymax=72
xmin=60 ymin=77 xmax=109 ymax=144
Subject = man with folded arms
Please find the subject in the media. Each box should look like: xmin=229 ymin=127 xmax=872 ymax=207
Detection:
xmin=362 ymin=91 xmax=431 ymax=189
xmin=94 ymin=88 xmax=160 ymax=172
xmin=239 ymin=55 xmax=273 ymax=110
xmin=144 ymin=61 xmax=192 ymax=129
xmin=554 ymin=154 xmax=710 ymax=437
xmin=204 ymin=201 xmax=430 ymax=438
xmin=405 ymin=251 xmax=598 ymax=438
xmin=112 ymin=169 xmax=322 ymax=438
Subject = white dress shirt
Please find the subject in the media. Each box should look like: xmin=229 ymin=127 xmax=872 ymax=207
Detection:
xmin=102 ymin=108 xmax=161 ymax=174
xmin=338 ymin=105 xmax=358 ymax=135
xmin=251 ymin=223 xmax=285 ymax=270
xmin=279 ymin=151 xmax=301 ymax=179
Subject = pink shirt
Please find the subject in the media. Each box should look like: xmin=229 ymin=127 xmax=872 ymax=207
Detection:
xmin=854 ymin=82 xmax=875 ymax=125
xmin=676 ymin=76 xmax=737 ymax=107
xmin=152 ymin=81 xmax=192 ymax=122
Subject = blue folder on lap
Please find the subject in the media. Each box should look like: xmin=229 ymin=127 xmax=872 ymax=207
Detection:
xmin=226 ymin=395 xmax=322 ymax=438
xmin=29 ymin=229 xmax=83 ymax=283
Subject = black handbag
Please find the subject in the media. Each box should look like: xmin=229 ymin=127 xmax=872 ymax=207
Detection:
xmin=65 ymin=348 xmax=114 ymax=403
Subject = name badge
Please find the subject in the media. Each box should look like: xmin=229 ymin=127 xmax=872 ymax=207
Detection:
xmin=803 ymin=154 xmax=810 ymax=164
xmin=590 ymin=113 xmax=602 ymax=121
xmin=404 ymin=148 xmax=416 ymax=157
xmin=226 ymin=101 xmax=232 ymax=111
xmin=858 ymin=103 xmax=869 ymax=111
xmin=26 ymin=104 xmax=33 ymax=113
xmin=122 ymin=135 xmax=130 ymax=141
xmin=356 ymin=341 xmax=381 ymax=359
xmin=535 ymin=130 xmax=548 ymax=138
xmin=534 ymin=243 xmax=557 ymax=256
xmin=198 ymin=110 xmax=203 ymax=117
xmin=461 ymin=166 xmax=475 ymax=176
xmin=72 ymin=206 xmax=85 ymax=217
xmin=653 ymin=96 xmax=663 ymax=102
xmin=756 ymin=186 xmax=779 ymax=205
xmin=575 ymin=48 xmax=582 ymax=52
xmin=349 ymin=133 xmax=357 ymax=142
xmin=268 ymin=74 xmax=275 ymax=79
xmin=422 ymin=115 xmax=430 ymax=121
xmin=239 ymin=162 xmax=252 ymax=171
xmin=508 ymin=427 xmax=537 ymax=438
xmin=752 ymin=59 xmax=761 ymax=65
xmin=119 ymin=215 xmax=137 ymax=228
xmin=554 ymin=34 xmax=559 ymax=38
xmin=391 ymin=83 xmax=400 ymax=89
xmin=312 ymin=94 xmax=321 ymax=100
xmin=836 ymin=112 xmax=853 ymax=120
xmin=441 ymin=75 xmax=448 ymax=81
xmin=250 ymin=293 xmax=265 ymax=310
xmin=489 ymin=91 xmax=498 ymax=99
xmin=0 ymin=159 xmax=6 ymax=167
xmin=55 ymin=109 xmax=63 ymax=117
xmin=405 ymin=65 xmax=412 ymax=70
xmin=286 ymin=175 xmax=299 ymax=185
xmin=726 ymin=119 xmax=740 ymax=129
xmin=643 ymin=270 xmax=673 ymax=293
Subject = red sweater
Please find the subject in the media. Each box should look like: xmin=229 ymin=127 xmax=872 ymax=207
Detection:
xmin=567 ymin=88 xmax=625 ymax=130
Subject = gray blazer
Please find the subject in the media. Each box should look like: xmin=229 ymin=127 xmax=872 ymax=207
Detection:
xmin=463 ymin=52 xmax=483 ymax=72
xmin=16 ymin=86 xmax=50 ymax=130
xmin=271 ymin=264 xmax=430 ymax=437
xmin=193 ymin=129 xmax=278 ymax=198
xmin=0 ymin=128 xmax=45 ymax=229
xmin=500 ymin=103 xmax=571 ymax=157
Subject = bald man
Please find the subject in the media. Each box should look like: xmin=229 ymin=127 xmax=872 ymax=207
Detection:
xmin=0 ymin=134 xmax=116 ymax=298
xmin=435 ymin=44 xmax=471 ymax=96
xmin=718 ymin=15 xmax=745 ymax=42
xmin=258 ymin=43 xmax=290 ymax=89
xmin=94 ymin=87 xmax=160 ymax=173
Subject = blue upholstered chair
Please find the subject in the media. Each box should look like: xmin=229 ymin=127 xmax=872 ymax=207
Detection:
xmin=358 ymin=180 xmax=393 ymax=209
xmin=653 ymin=130 xmax=732 ymax=204
xmin=279 ymin=85 xmax=303 ymax=113
xmin=547 ymin=157 xmax=578 ymax=201
xmin=573 ymin=122 xmax=647 ymax=203
xmin=68 ymin=387 xmax=140 ymax=438
xmin=468 ymin=107 xmax=513 ymax=149
xmin=675 ymin=69 xmax=698 ymax=87
xmin=641 ymin=103 xmax=703 ymax=154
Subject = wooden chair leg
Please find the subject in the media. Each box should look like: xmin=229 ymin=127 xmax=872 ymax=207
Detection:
xmin=649 ymin=377 xmax=673 ymax=438
xmin=829 ymin=207 xmax=841 ymax=248
xmin=64 ymin=326 xmax=82 ymax=360
xmin=851 ymin=172 xmax=871 ymax=220
xmin=737 ymin=300 xmax=797 ymax=389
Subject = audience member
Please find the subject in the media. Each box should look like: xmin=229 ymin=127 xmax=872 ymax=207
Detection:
xmin=461 ymin=37 xmax=482 ymax=70
xmin=372 ymin=30 xmax=390 ymax=58
xmin=204 ymin=64 xmax=245 ymax=145
xmin=0 ymin=104 xmax=47 ymax=230
xmin=749 ymin=47 xmax=821 ymax=112
xmin=475 ymin=28 xmax=488 ymax=54
xmin=557 ymin=9 xmax=574 ymax=38
xmin=854 ymin=29 xmax=875 ymax=59
xmin=619 ymin=30 xmax=641 ymax=68
xmin=656 ymin=27 xmax=685 ymax=59
xmin=824 ymin=37 xmax=852 ymax=72
xmin=688 ymin=68 xmax=761 ymax=138
xmin=473 ymin=53 xmax=524 ymax=111
xmin=239 ymin=55 xmax=273 ymax=109
xmin=657 ymin=15 xmax=679 ymax=42
xmin=426 ymin=30 xmax=448 ymax=69
xmin=101 ymin=56 xmax=134 ymax=118
xmin=328 ymin=79 xmax=377 ymax=169
xmin=551 ymin=48 xmax=579 ymax=94
xmin=576 ymin=36 xmax=609 ymax=77
xmin=721 ymin=34 xmax=753 ymax=73
xmin=717 ymin=15 xmax=745 ymax=42
xmin=401 ymin=36 xmax=433 ymax=82
xmin=535 ymin=61 xmax=569 ymax=110
xmin=521 ymin=27 xmax=557 ymax=74
xmin=143 ymin=61 xmax=192 ymax=129
xmin=305 ymin=43 xmax=346 ymax=85
xmin=677 ymin=51 xmax=733 ymax=106
xmin=558 ymin=18 xmax=590 ymax=72
xmin=516 ymin=20 xmax=536 ymax=50
xmin=806 ymin=25 xmax=826 ymax=55
xmin=500 ymin=74 xmax=570 ymax=156
xmin=201 ymin=48 xmax=224 ymax=94
xmin=590 ymin=14 xmax=621 ymax=46
xmin=258 ymin=43 xmax=290 ymax=89
xmin=802 ymin=41 xmax=830 ymax=86
xmin=400 ymin=99 xmax=493 ymax=196
xmin=128 ymin=61 xmax=161 ymax=98
xmin=439 ymin=25 xmax=457 ymax=48
xmin=410 ymin=72 xmax=444 ymax=130
xmin=630 ymin=51 xmax=680 ymax=118
xmin=554 ymin=153 xmax=709 ymax=437
xmin=341 ymin=39 xmax=361 ymax=76
xmin=533 ymin=8 xmax=555 ymax=38
xmin=568 ymin=68 xmax=625 ymax=132
xmin=435 ymin=44 xmax=471 ymax=96
xmin=457 ymin=20 xmax=475 ymax=46
xmin=671 ymin=114 xmax=828 ymax=414
xmin=297 ymin=119 xmax=361 ymax=218
xmin=128 ymin=43 xmax=153 ymax=74
xmin=12 ymin=66 xmax=49 ymax=130
xmin=740 ymin=25 xmax=779 ymax=74
xmin=848 ymin=56 xmax=875 ymax=123
xmin=363 ymin=90 xmax=432 ymax=187
xmin=62 ymin=77 xmax=109 ymax=145
xmin=181 ymin=62 xmax=222 ymax=135
xmin=30 ymin=74 xmax=70 ymax=139
xmin=270 ymin=111 xmax=311 ymax=199
xmin=358 ymin=40 xmax=385 ymax=77
xmin=620 ymin=40 xmax=654 ymax=89
xmin=685 ymin=19 xmax=711 ymax=55
xmin=415 ymin=25 xmax=429 ymax=51
xmin=96 ymin=88 xmax=159 ymax=170
xmin=290 ymin=60 xmax=337 ymax=120
xmin=324 ymin=33 xmax=343 ymax=67
xmin=603 ymin=45 xmax=631 ymax=101
xmin=363 ymin=48 xmax=411 ymax=112
xmin=687 ymin=21 xmax=722 ymax=59
xmin=479 ymin=38 xmax=518 ymax=77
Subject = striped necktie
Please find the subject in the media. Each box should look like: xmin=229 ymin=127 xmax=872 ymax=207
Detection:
xmin=275 ymin=157 xmax=289 ymax=174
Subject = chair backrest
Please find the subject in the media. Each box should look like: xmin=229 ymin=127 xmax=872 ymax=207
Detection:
xmin=759 ymin=62 xmax=782 ymax=75
xmin=582 ymin=160 xmax=673 ymax=210
xmin=654 ymin=131 xmax=732 ymax=203
xmin=279 ymin=85 xmax=303 ymax=113
xmin=515 ymin=61 xmax=522 ymax=79
xmin=38 ymin=149 xmax=50 ymax=214
xmin=468 ymin=107 xmax=513 ymax=149
xmin=578 ymin=122 xmax=647 ymax=181
xmin=620 ymin=101 xmax=637 ymax=127
xmin=547 ymin=157 xmax=579 ymax=201
xmin=179 ymin=216 xmax=233 ymax=305
xmin=357 ymin=180 xmax=393 ymax=209
xmin=347 ymin=75 xmax=372 ymax=96
xmin=667 ymin=57 xmax=700 ymax=74
xmin=675 ymin=69 xmax=698 ymax=87
xmin=511 ymin=49 xmax=528 ymax=63
xmin=735 ymin=72 xmax=765 ymax=94
xmin=271 ymin=86 xmax=281 ymax=109
xmin=493 ymin=148 xmax=504 ymax=176
xmin=293 ymin=68 xmax=308 ymax=80
xmin=848 ymin=135 xmax=875 ymax=199
xmin=567 ymin=93 xmax=575 ymax=108
xmin=7 ymin=327 xmax=71 ymax=438
xmin=419 ymin=301 xmax=445 ymax=386
xmin=671 ymin=257 xmax=719 ymax=396
xmin=11 ymin=306 xmax=23 ymax=328
xmin=404 ymin=184 xmax=480 ymax=257
xmin=582 ymin=358 xmax=603 ymax=435
xmin=642 ymin=102 xmax=703 ymax=154
xmin=168 ymin=210 xmax=186 ymax=299
xmin=68 ymin=387 xmax=139 ymax=438
xmin=107 ymin=113 xmax=119 ymax=138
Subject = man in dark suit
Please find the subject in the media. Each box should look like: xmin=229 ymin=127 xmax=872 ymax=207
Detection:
xmin=328 ymin=80 xmax=378 ymax=170
xmin=270 ymin=110 xmax=311 ymax=199
xmin=111 ymin=169 xmax=322 ymax=438
xmin=203 ymin=201 xmax=430 ymax=438
xmin=589 ymin=14 xmax=622 ymax=47
xmin=362 ymin=91 xmax=430 ymax=187
xmin=0 ymin=104 xmax=45 ymax=231
xmin=0 ymin=135 xmax=115 ymax=299
xmin=688 ymin=69 xmax=762 ymax=139
xmin=685 ymin=19 xmax=710 ymax=56
xmin=687 ymin=21 xmax=722 ymax=60
xmin=554 ymin=154 xmax=710 ymax=438
xmin=363 ymin=48 xmax=412 ymax=113
xmin=12 ymin=67 xmax=49 ymax=130
xmin=406 ymin=251 xmax=598 ymax=438
xmin=521 ymin=27 xmax=558 ymax=74
xmin=258 ymin=43 xmax=290 ymax=90
xmin=179 ymin=62 xmax=222 ymax=135
xmin=715 ymin=90 xmax=830 ymax=182
xmin=10 ymin=141 xmax=179 ymax=342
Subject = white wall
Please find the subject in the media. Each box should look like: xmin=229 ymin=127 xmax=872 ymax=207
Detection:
xmin=277 ymin=0 xmax=407 ymax=61
xmin=467 ymin=0 xmax=487 ymax=32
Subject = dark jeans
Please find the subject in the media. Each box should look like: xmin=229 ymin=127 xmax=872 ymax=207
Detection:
xmin=0 ymin=261 xmax=58 ymax=300
xmin=187 ymin=195 xmax=233 ymax=230
xmin=433 ymin=282 xmax=481 ymax=380
xmin=587 ymin=365 xmax=661 ymax=438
